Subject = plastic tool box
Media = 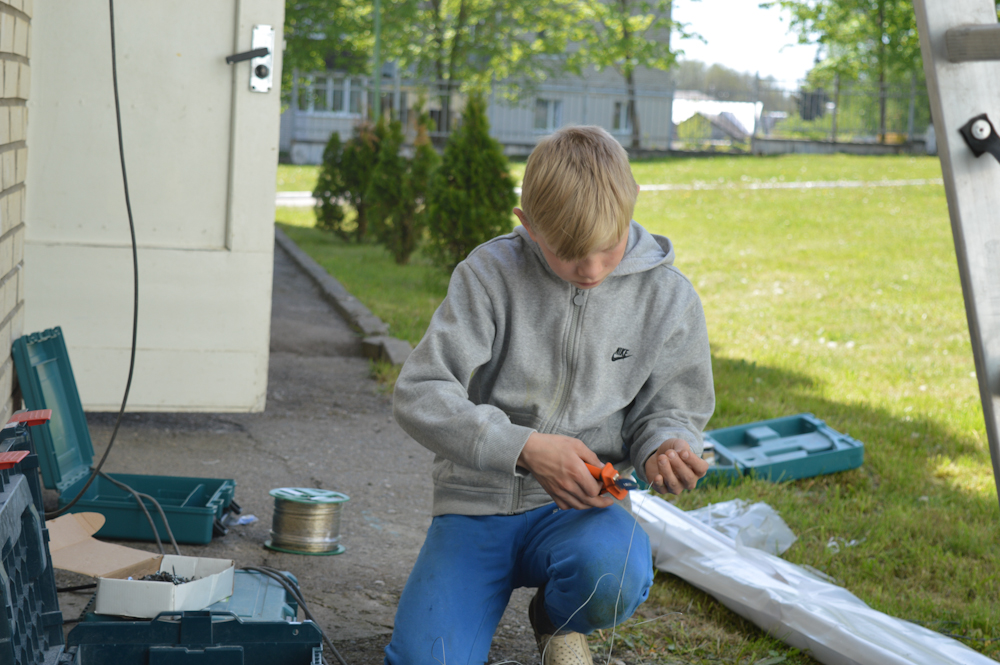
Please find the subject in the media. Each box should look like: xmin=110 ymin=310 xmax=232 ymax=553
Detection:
xmin=85 ymin=570 xmax=300 ymax=624
xmin=12 ymin=327 xmax=237 ymax=545
xmin=702 ymin=413 xmax=864 ymax=484
xmin=0 ymin=421 xmax=64 ymax=665
xmin=61 ymin=611 xmax=323 ymax=665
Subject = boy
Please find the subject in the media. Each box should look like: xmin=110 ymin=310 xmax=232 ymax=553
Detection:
xmin=387 ymin=126 xmax=714 ymax=664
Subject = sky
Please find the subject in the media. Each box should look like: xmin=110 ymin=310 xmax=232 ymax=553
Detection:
xmin=671 ymin=0 xmax=821 ymax=85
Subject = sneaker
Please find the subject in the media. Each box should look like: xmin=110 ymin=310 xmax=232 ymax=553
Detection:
xmin=528 ymin=587 xmax=594 ymax=665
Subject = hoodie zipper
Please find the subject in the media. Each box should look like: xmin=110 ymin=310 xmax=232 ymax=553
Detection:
xmin=511 ymin=288 xmax=586 ymax=514
xmin=548 ymin=287 xmax=586 ymax=432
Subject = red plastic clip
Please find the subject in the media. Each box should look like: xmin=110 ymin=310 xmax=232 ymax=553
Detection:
xmin=0 ymin=450 xmax=28 ymax=470
xmin=7 ymin=410 xmax=52 ymax=427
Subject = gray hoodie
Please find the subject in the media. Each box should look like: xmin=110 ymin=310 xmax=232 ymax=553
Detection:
xmin=393 ymin=221 xmax=715 ymax=517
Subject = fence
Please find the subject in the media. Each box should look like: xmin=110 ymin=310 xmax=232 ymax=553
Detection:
xmin=757 ymin=75 xmax=931 ymax=145
xmin=279 ymin=70 xmax=932 ymax=164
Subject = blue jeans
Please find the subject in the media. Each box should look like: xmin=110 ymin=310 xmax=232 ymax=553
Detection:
xmin=384 ymin=503 xmax=653 ymax=665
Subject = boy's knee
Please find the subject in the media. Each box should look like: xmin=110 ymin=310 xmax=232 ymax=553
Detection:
xmin=553 ymin=544 xmax=653 ymax=633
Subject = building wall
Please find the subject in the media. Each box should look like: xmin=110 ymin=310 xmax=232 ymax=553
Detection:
xmin=0 ymin=0 xmax=29 ymax=422
xmin=281 ymin=66 xmax=676 ymax=164
xmin=24 ymin=0 xmax=283 ymax=413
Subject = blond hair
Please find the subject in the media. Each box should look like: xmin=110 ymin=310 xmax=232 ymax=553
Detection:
xmin=519 ymin=126 xmax=637 ymax=260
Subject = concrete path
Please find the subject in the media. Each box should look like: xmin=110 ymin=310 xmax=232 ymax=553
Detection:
xmin=55 ymin=239 xmax=542 ymax=664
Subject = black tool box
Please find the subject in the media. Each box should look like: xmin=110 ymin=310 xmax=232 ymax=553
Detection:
xmin=0 ymin=420 xmax=64 ymax=665
xmin=60 ymin=611 xmax=324 ymax=665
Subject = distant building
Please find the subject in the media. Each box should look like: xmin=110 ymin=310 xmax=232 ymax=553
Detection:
xmin=281 ymin=66 xmax=677 ymax=163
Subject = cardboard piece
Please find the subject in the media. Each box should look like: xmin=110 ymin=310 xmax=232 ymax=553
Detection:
xmin=48 ymin=512 xmax=235 ymax=618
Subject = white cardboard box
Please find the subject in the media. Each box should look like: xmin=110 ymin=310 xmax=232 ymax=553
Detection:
xmin=48 ymin=512 xmax=235 ymax=619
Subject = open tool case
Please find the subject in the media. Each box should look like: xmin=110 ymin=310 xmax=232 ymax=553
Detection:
xmin=13 ymin=327 xmax=237 ymax=545
xmin=2 ymin=419 xmax=321 ymax=665
xmin=701 ymin=413 xmax=865 ymax=485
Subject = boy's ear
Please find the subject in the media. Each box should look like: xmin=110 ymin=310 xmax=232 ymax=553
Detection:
xmin=513 ymin=208 xmax=536 ymax=241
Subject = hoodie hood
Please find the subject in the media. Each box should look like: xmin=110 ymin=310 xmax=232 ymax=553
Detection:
xmin=513 ymin=220 xmax=674 ymax=281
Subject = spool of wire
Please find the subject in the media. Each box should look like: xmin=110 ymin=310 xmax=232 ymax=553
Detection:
xmin=264 ymin=488 xmax=349 ymax=556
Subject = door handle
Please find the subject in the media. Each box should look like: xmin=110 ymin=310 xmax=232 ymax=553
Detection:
xmin=225 ymin=47 xmax=269 ymax=64
xmin=225 ymin=25 xmax=275 ymax=93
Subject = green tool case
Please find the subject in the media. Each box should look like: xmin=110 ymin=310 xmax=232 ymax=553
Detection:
xmin=702 ymin=412 xmax=864 ymax=484
xmin=13 ymin=327 xmax=237 ymax=545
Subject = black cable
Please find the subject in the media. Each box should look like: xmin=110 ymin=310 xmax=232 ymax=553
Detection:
xmin=45 ymin=0 xmax=139 ymax=521
xmin=97 ymin=470 xmax=181 ymax=555
xmin=240 ymin=566 xmax=350 ymax=665
xmin=57 ymin=584 xmax=97 ymax=593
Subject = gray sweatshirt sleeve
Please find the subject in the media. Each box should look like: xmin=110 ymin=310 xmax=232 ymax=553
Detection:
xmin=392 ymin=262 xmax=535 ymax=475
xmin=625 ymin=283 xmax=715 ymax=483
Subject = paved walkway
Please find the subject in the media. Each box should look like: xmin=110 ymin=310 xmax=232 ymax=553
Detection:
xmin=56 ymin=240 xmax=542 ymax=664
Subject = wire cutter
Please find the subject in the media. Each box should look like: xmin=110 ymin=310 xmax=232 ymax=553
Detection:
xmin=584 ymin=462 xmax=638 ymax=500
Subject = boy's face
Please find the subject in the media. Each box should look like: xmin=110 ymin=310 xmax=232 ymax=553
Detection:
xmin=514 ymin=208 xmax=628 ymax=290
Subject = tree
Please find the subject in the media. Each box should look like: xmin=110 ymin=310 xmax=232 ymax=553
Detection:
xmin=342 ymin=121 xmax=387 ymax=241
xmin=282 ymin=0 xmax=372 ymax=106
xmin=566 ymin=0 xmax=680 ymax=149
xmin=312 ymin=122 xmax=386 ymax=241
xmin=313 ymin=132 xmax=348 ymax=236
xmin=426 ymin=94 xmax=518 ymax=272
xmin=762 ymin=0 xmax=923 ymax=143
xmin=367 ymin=115 xmax=440 ymax=264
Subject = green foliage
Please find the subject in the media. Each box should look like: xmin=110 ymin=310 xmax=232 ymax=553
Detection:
xmin=426 ymin=94 xmax=517 ymax=273
xmin=385 ymin=0 xmax=574 ymax=90
xmin=367 ymin=115 xmax=441 ymax=264
xmin=282 ymin=0 xmax=371 ymax=106
xmin=763 ymin=0 xmax=923 ymax=85
xmin=565 ymin=0 xmax=682 ymax=147
xmin=312 ymin=132 xmax=347 ymax=236
xmin=344 ymin=121 xmax=388 ymax=241
xmin=312 ymin=122 xmax=386 ymax=241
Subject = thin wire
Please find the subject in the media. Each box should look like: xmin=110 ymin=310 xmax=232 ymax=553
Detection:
xmin=603 ymin=492 xmax=646 ymax=665
xmin=540 ymin=493 xmax=648 ymax=665
xmin=96 ymin=470 xmax=163 ymax=554
xmin=432 ymin=636 xmax=446 ymax=665
xmin=97 ymin=470 xmax=181 ymax=555
xmin=240 ymin=566 xmax=350 ymax=665
xmin=45 ymin=0 xmax=139 ymax=521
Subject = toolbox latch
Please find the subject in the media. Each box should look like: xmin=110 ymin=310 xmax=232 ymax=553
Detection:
xmin=149 ymin=645 xmax=244 ymax=664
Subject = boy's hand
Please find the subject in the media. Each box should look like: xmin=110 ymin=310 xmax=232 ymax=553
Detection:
xmin=517 ymin=432 xmax=614 ymax=510
xmin=644 ymin=438 xmax=708 ymax=496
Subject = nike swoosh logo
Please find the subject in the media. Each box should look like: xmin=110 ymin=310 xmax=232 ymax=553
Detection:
xmin=611 ymin=352 xmax=631 ymax=361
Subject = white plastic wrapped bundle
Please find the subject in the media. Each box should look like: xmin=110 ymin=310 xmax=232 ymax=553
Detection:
xmin=631 ymin=491 xmax=995 ymax=665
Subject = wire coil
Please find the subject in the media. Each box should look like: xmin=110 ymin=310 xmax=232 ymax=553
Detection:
xmin=265 ymin=488 xmax=349 ymax=556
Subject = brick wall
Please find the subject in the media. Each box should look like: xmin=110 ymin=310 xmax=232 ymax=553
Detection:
xmin=0 ymin=0 xmax=28 ymax=421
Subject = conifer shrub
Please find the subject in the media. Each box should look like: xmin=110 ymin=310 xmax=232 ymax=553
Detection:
xmin=426 ymin=94 xmax=518 ymax=272
xmin=312 ymin=132 xmax=347 ymax=236
xmin=313 ymin=121 xmax=386 ymax=241
xmin=367 ymin=114 xmax=440 ymax=265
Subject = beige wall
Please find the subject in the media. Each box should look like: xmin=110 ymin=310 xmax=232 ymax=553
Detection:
xmin=0 ymin=0 xmax=28 ymax=422
xmin=24 ymin=0 xmax=283 ymax=412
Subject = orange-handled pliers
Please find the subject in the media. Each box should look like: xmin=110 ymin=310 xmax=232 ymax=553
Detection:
xmin=584 ymin=462 xmax=638 ymax=501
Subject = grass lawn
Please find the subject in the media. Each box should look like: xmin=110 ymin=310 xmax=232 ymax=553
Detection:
xmin=276 ymin=164 xmax=322 ymax=192
xmin=276 ymin=153 xmax=999 ymax=663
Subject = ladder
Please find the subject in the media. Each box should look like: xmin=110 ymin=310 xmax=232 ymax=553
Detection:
xmin=912 ymin=0 xmax=1000 ymax=511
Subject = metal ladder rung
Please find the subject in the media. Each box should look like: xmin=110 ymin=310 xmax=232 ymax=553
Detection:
xmin=946 ymin=24 xmax=1000 ymax=62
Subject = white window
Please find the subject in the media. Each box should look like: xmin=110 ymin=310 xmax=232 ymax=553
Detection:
xmin=297 ymin=74 xmax=363 ymax=115
xmin=534 ymin=98 xmax=563 ymax=132
xmin=613 ymin=100 xmax=634 ymax=133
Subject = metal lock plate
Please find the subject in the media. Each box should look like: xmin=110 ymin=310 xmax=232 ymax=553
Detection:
xmin=250 ymin=25 xmax=275 ymax=93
